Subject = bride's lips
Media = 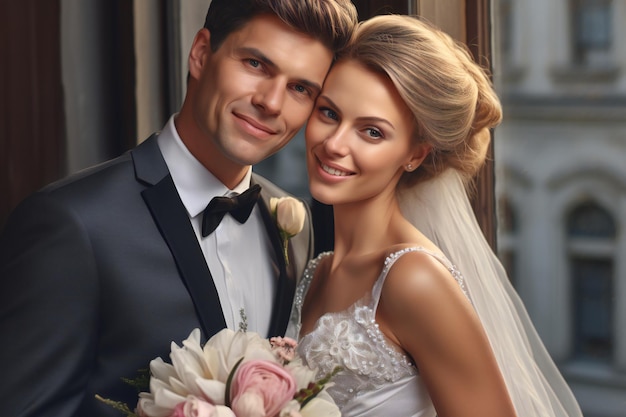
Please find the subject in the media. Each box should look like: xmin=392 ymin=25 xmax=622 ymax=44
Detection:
xmin=315 ymin=156 xmax=355 ymax=180
xmin=233 ymin=112 xmax=277 ymax=138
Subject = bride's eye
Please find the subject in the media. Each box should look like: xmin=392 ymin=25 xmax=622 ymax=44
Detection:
xmin=320 ymin=107 xmax=339 ymax=121
xmin=365 ymin=127 xmax=383 ymax=139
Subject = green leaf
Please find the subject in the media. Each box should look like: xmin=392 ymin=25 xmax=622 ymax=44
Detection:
xmin=94 ymin=395 xmax=139 ymax=417
xmin=224 ymin=357 xmax=245 ymax=408
xmin=121 ymin=368 xmax=151 ymax=392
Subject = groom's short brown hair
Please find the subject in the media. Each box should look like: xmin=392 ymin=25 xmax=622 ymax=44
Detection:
xmin=203 ymin=0 xmax=358 ymax=56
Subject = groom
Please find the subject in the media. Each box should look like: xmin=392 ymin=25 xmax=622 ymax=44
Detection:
xmin=0 ymin=1 xmax=357 ymax=416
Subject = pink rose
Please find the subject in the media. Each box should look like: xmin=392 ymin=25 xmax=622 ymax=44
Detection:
xmin=230 ymin=360 xmax=297 ymax=417
xmin=169 ymin=396 xmax=219 ymax=417
xmin=170 ymin=402 xmax=186 ymax=417
xmin=170 ymin=401 xmax=187 ymax=417
xmin=230 ymin=392 xmax=265 ymax=417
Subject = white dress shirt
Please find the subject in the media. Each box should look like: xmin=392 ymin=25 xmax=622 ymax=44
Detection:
xmin=156 ymin=115 xmax=275 ymax=336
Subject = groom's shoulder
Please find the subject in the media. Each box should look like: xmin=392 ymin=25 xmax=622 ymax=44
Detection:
xmin=251 ymin=173 xmax=293 ymax=198
xmin=32 ymin=153 xmax=137 ymax=210
xmin=39 ymin=134 xmax=160 ymax=198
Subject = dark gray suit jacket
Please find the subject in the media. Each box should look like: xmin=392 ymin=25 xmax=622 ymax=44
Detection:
xmin=0 ymin=134 xmax=314 ymax=417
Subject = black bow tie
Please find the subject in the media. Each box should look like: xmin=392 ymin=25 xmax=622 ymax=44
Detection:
xmin=201 ymin=184 xmax=262 ymax=237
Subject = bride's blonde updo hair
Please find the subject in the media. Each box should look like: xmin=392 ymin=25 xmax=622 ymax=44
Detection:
xmin=339 ymin=14 xmax=502 ymax=187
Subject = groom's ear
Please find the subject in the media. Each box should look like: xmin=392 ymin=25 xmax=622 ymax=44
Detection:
xmin=188 ymin=28 xmax=212 ymax=82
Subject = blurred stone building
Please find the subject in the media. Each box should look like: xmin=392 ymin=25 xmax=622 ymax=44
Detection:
xmin=493 ymin=1 xmax=626 ymax=416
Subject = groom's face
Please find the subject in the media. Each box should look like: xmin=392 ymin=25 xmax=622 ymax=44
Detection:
xmin=189 ymin=14 xmax=333 ymax=168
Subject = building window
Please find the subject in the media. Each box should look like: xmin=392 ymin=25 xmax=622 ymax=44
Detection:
xmin=497 ymin=195 xmax=518 ymax=286
xmin=498 ymin=0 xmax=513 ymax=64
xmin=567 ymin=201 xmax=616 ymax=362
xmin=570 ymin=0 xmax=613 ymax=65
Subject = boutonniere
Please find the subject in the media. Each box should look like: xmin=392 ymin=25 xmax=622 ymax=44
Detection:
xmin=270 ymin=197 xmax=306 ymax=267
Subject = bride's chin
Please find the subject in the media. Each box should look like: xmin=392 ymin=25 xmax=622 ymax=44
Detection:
xmin=308 ymin=187 xmax=335 ymax=206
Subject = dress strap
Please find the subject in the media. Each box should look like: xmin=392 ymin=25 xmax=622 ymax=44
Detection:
xmin=287 ymin=251 xmax=332 ymax=340
xmin=370 ymin=246 xmax=469 ymax=312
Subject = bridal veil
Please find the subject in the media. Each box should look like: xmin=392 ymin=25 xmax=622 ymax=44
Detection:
xmin=398 ymin=168 xmax=582 ymax=416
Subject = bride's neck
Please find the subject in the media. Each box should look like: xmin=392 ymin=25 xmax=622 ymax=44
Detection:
xmin=332 ymin=198 xmax=403 ymax=258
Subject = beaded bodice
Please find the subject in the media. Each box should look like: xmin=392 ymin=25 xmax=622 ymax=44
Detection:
xmin=289 ymin=247 xmax=468 ymax=412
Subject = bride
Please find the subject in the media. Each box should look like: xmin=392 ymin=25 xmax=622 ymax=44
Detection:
xmin=287 ymin=14 xmax=583 ymax=417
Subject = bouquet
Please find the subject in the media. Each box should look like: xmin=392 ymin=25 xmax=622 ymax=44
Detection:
xmin=97 ymin=328 xmax=340 ymax=417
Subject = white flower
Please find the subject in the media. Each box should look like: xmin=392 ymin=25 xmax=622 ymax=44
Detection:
xmin=202 ymin=328 xmax=278 ymax=382
xmin=137 ymin=329 xmax=279 ymax=415
xmin=279 ymin=400 xmax=303 ymax=417
xmin=169 ymin=396 xmax=236 ymax=417
xmin=270 ymin=197 xmax=306 ymax=237
xmin=299 ymin=390 xmax=341 ymax=417
xmin=284 ymin=357 xmax=317 ymax=391
xmin=270 ymin=197 xmax=306 ymax=266
xmin=279 ymin=391 xmax=340 ymax=417
xmin=99 ymin=328 xmax=342 ymax=417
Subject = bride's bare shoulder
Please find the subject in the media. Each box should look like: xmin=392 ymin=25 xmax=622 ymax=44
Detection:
xmin=381 ymin=247 xmax=467 ymax=309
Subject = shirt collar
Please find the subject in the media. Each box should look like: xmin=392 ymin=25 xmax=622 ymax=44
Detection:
xmin=157 ymin=115 xmax=252 ymax=218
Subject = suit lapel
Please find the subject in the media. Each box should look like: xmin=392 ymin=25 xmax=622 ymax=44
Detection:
xmin=133 ymin=138 xmax=296 ymax=338
xmin=256 ymin=187 xmax=297 ymax=337
xmin=133 ymin=136 xmax=227 ymax=337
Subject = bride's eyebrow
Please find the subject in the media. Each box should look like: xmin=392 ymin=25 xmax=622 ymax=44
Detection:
xmin=317 ymin=95 xmax=338 ymax=108
xmin=356 ymin=116 xmax=395 ymax=129
xmin=316 ymin=95 xmax=395 ymax=128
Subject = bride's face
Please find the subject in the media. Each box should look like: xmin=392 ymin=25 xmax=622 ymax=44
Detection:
xmin=305 ymin=59 xmax=419 ymax=206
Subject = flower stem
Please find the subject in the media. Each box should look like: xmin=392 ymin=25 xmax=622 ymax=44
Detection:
xmin=283 ymin=238 xmax=290 ymax=267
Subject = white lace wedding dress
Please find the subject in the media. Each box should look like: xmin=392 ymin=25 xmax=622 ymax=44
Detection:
xmin=286 ymin=247 xmax=469 ymax=417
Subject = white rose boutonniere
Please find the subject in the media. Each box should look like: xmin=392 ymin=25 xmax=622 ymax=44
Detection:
xmin=270 ymin=197 xmax=306 ymax=266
